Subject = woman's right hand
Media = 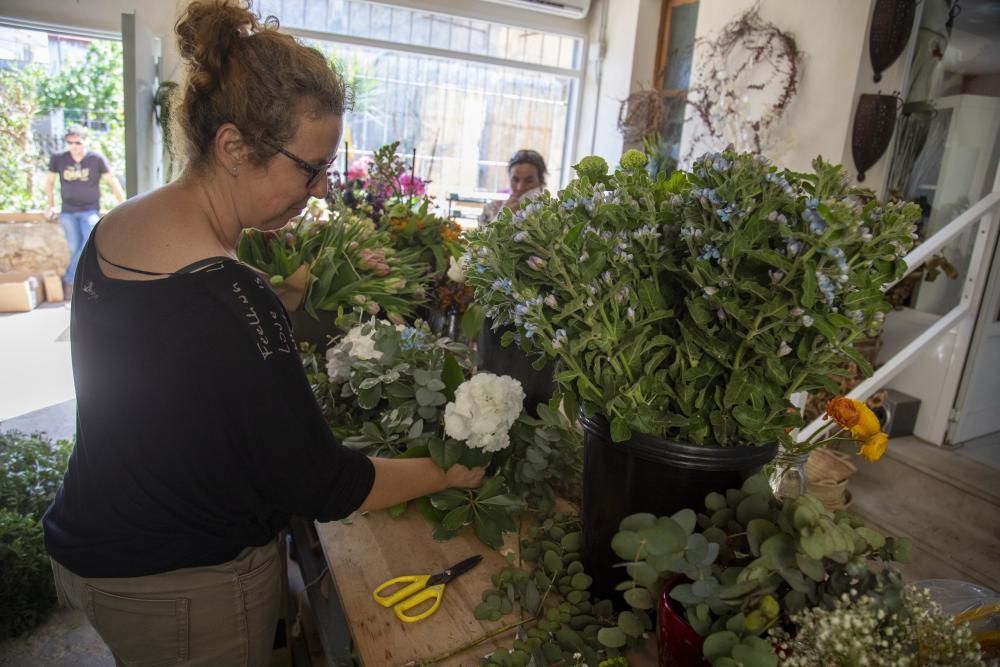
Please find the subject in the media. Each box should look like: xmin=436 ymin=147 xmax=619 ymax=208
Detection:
xmin=444 ymin=464 xmax=486 ymax=489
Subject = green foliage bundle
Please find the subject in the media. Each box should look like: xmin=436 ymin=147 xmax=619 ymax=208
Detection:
xmin=465 ymin=148 xmax=921 ymax=447
xmin=0 ymin=431 xmax=73 ymax=638
xmin=237 ymin=199 xmax=429 ymax=321
xmin=608 ymin=474 xmax=912 ymax=666
xmin=471 ymin=514 xmax=627 ymax=667
xmin=302 ymin=319 xmax=582 ymax=548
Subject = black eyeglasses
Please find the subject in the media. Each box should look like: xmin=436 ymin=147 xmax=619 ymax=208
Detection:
xmin=265 ymin=140 xmax=334 ymax=190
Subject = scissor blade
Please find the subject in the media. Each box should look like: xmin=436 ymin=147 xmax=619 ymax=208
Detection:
xmin=428 ymin=555 xmax=483 ymax=585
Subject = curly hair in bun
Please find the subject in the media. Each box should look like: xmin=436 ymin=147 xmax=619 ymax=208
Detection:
xmin=174 ymin=0 xmax=348 ymax=169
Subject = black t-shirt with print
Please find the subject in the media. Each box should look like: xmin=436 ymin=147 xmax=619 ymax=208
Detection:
xmin=43 ymin=230 xmax=375 ymax=578
xmin=49 ymin=151 xmax=110 ymax=213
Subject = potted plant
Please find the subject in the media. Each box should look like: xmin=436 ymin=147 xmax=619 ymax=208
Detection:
xmin=606 ymin=473 xmax=914 ymax=666
xmin=464 ymin=147 xmax=921 ymax=596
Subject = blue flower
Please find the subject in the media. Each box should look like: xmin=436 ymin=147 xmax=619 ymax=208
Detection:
xmin=513 ymin=231 xmax=529 ymax=242
xmin=491 ymin=278 xmax=512 ymax=293
xmin=699 ymin=244 xmax=721 ymax=262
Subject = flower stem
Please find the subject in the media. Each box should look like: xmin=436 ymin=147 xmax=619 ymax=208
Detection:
xmin=414 ymin=616 xmax=540 ymax=666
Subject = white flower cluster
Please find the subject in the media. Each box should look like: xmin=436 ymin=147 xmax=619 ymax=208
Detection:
xmin=772 ymin=587 xmax=984 ymax=667
xmin=444 ymin=373 xmax=525 ymax=452
xmin=325 ymin=324 xmax=382 ymax=383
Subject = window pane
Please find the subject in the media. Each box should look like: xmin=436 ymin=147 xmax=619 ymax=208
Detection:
xmin=261 ymin=0 xmax=582 ymax=70
xmin=304 ymin=38 xmax=573 ymax=201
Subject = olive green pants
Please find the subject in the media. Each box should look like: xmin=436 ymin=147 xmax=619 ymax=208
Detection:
xmin=51 ymin=540 xmax=283 ymax=667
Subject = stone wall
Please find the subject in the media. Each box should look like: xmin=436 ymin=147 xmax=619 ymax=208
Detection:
xmin=0 ymin=217 xmax=70 ymax=274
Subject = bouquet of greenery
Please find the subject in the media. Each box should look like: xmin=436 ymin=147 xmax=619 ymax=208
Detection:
xmin=464 ymin=148 xmax=921 ymax=449
xmin=237 ymin=199 xmax=430 ymax=321
xmin=302 ymin=319 xmax=582 ymax=546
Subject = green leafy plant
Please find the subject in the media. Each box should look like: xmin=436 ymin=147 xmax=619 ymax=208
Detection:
xmin=303 ymin=319 xmax=582 ymax=548
xmin=607 ymin=474 xmax=912 ymax=666
xmin=0 ymin=65 xmax=47 ymax=212
xmin=465 ymin=148 xmax=921 ymax=447
xmin=0 ymin=431 xmax=74 ymax=638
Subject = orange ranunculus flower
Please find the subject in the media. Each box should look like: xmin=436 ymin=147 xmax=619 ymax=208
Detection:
xmin=827 ymin=397 xmax=882 ymax=440
xmin=859 ymin=432 xmax=889 ymax=462
xmin=826 ymin=396 xmax=859 ymax=428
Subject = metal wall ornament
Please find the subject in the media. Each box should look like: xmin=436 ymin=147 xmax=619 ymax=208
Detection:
xmin=852 ymin=92 xmax=903 ymax=182
xmin=870 ymin=0 xmax=918 ymax=82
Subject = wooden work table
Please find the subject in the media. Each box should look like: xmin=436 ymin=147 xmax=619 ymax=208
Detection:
xmin=310 ymin=509 xmax=657 ymax=667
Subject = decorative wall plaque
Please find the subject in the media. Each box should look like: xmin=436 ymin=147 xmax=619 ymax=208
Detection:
xmin=852 ymin=93 xmax=901 ymax=181
xmin=870 ymin=0 xmax=917 ymax=82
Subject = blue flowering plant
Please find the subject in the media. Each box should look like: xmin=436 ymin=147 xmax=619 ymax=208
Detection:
xmin=301 ymin=318 xmax=583 ymax=546
xmin=464 ymin=147 xmax=921 ymax=448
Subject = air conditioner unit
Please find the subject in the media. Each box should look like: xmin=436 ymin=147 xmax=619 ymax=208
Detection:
xmin=480 ymin=0 xmax=591 ymax=20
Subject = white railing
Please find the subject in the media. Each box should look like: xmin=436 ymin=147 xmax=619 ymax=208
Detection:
xmin=796 ymin=190 xmax=1000 ymax=443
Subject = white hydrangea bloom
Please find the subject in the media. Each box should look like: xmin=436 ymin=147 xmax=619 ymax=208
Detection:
xmin=325 ymin=347 xmax=351 ymax=383
xmin=325 ymin=324 xmax=382 ymax=383
xmin=444 ymin=373 xmax=524 ymax=452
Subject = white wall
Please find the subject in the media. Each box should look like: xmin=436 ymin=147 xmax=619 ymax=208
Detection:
xmin=680 ymin=0 xmax=876 ymax=175
xmin=0 ymin=0 xmax=185 ymax=82
xmin=573 ymin=0 xmax=661 ymax=167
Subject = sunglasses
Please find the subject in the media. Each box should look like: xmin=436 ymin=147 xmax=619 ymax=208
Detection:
xmin=264 ymin=140 xmax=334 ymax=190
xmin=66 ymin=140 xmax=83 ymax=146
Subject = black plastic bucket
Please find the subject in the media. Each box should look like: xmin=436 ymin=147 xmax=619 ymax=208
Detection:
xmin=288 ymin=310 xmax=343 ymax=350
xmin=477 ymin=319 xmax=555 ymax=417
xmin=580 ymin=413 xmax=777 ymax=602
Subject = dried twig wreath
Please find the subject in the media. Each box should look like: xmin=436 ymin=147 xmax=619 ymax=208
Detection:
xmin=617 ymin=89 xmax=687 ymax=145
xmin=685 ymin=4 xmax=801 ymax=158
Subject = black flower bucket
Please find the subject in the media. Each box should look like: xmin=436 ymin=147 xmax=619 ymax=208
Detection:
xmin=579 ymin=414 xmax=777 ymax=603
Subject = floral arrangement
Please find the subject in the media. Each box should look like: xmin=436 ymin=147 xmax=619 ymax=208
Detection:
xmin=302 ymin=319 xmax=582 ymax=545
xmin=237 ymin=199 xmax=429 ymax=322
xmin=770 ymin=586 xmax=985 ymax=666
xmin=332 ymin=143 xmax=471 ymax=318
xmin=464 ymin=147 xmax=921 ymax=450
xmin=606 ymin=473 xmax=914 ymax=666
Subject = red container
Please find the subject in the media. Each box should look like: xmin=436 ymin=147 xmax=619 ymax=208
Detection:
xmin=657 ymin=576 xmax=708 ymax=667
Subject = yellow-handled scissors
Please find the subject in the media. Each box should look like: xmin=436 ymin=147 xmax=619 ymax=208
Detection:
xmin=372 ymin=555 xmax=482 ymax=622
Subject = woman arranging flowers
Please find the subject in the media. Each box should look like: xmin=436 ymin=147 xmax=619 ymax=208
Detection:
xmin=42 ymin=4 xmax=482 ymax=665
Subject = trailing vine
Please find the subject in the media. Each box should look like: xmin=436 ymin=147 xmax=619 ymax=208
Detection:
xmin=413 ymin=513 xmax=636 ymax=667
xmin=685 ymin=4 xmax=801 ymax=159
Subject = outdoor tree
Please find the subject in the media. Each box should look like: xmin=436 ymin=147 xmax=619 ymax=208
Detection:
xmin=0 ymin=65 xmax=47 ymax=211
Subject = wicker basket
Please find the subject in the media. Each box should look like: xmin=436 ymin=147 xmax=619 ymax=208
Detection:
xmin=806 ymin=449 xmax=857 ymax=510
xmin=806 ymin=448 xmax=857 ymax=483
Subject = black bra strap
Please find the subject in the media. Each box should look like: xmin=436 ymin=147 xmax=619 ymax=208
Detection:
xmin=97 ymin=246 xmax=230 ymax=276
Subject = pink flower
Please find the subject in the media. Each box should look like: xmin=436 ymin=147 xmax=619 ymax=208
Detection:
xmin=397 ymin=173 xmax=426 ymax=196
xmin=358 ymin=248 xmax=391 ymax=276
xmin=366 ymin=301 xmax=381 ymax=315
xmin=347 ymin=156 xmax=373 ymax=183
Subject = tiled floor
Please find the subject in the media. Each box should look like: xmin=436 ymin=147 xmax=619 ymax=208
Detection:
xmin=0 ymin=302 xmax=74 ymax=422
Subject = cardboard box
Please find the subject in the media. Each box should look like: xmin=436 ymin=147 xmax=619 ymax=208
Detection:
xmin=41 ymin=270 xmax=64 ymax=302
xmin=0 ymin=272 xmax=44 ymax=312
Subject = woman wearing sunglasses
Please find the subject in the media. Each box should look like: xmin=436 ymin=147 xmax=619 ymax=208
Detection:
xmin=41 ymin=2 xmax=484 ymax=665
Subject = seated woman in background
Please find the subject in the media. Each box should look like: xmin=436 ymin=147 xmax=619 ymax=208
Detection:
xmin=478 ymin=149 xmax=547 ymax=225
